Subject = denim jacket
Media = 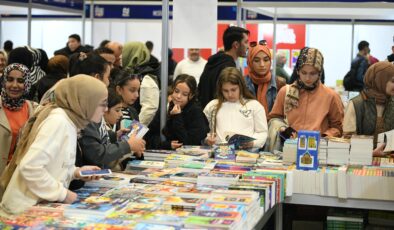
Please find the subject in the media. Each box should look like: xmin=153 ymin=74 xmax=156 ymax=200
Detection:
xmin=245 ymin=73 xmax=277 ymax=113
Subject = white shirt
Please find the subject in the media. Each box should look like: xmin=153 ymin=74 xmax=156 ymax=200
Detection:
xmin=173 ymin=57 xmax=207 ymax=84
xmin=0 ymin=108 xmax=78 ymax=216
xmin=139 ymin=75 xmax=160 ymax=126
xmin=203 ymin=99 xmax=268 ymax=148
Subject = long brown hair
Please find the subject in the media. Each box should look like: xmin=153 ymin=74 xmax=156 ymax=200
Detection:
xmin=212 ymin=67 xmax=255 ymax=132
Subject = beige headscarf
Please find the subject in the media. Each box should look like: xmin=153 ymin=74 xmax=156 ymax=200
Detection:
xmin=122 ymin=41 xmax=150 ymax=69
xmin=0 ymin=75 xmax=107 ymax=199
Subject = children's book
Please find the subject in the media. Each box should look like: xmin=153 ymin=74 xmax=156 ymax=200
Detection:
xmin=296 ymin=130 xmax=320 ymax=170
xmin=224 ymin=132 xmax=256 ymax=149
xmin=214 ymin=144 xmax=236 ymax=160
xmin=120 ymin=119 xmax=149 ymax=141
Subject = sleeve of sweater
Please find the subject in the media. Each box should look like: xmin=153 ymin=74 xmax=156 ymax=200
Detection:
xmin=324 ymin=92 xmax=344 ymax=137
xmin=268 ymin=85 xmax=287 ymax=120
xmin=251 ymin=101 xmax=268 ymax=148
xmin=170 ymin=106 xmax=209 ymax=145
xmin=19 ymin=116 xmax=72 ymax=202
xmin=78 ymin=123 xmax=131 ymax=168
xmin=139 ymin=76 xmax=160 ymax=126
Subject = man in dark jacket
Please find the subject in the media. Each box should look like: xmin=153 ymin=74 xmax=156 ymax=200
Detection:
xmin=387 ymin=45 xmax=394 ymax=62
xmin=54 ymin=34 xmax=90 ymax=57
xmin=198 ymin=26 xmax=250 ymax=108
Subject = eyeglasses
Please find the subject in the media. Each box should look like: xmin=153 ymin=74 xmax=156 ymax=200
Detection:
xmin=250 ymin=40 xmax=267 ymax=47
xmin=99 ymin=101 xmax=108 ymax=108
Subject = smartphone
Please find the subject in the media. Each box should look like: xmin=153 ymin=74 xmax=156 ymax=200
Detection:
xmin=79 ymin=169 xmax=112 ymax=177
xmin=279 ymin=127 xmax=297 ymax=141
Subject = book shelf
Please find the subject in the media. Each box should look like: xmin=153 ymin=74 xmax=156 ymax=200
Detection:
xmin=285 ymin=194 xmax=394 ymax=211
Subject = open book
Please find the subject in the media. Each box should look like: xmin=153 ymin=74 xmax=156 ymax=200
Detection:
xmin=120 ymin=119 xmax=149 ymax=141
xmin=224 ymin=132 xmax=256 ymax=149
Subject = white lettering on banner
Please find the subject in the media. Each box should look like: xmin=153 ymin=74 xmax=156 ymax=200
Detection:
xmin=122 ymin=7 xmax=130 ymax=17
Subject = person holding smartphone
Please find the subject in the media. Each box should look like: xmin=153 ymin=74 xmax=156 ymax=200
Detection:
xmin=267 ymin=48 xmax=344 ymax=151
xmin=0 ymin=76 xmax=107 ymax=216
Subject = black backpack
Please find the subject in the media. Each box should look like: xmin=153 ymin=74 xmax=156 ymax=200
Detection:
xmin=343 ymin=58 xmax=364 ymax=92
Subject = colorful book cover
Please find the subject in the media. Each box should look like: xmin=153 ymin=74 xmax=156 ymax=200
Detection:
xmin=224 ymin=132 xmax=256 ymax=150
xmin=214 ymin=144 xmax=236 ymax=160
xmin=192 ymin=210 xmax=241 ymax=220
xmin=120 ymin=119 xmax=149 ymax=141
xmin=296 ymin=130 xmax=320 ymax=170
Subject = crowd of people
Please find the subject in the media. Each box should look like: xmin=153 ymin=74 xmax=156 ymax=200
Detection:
xmin=0 ymin=26 xmax=393 ymax=216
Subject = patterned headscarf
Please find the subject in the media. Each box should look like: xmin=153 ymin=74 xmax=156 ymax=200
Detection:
xmin=26 ymin=46 xmax=46 ymax=85
xmin=284 ymin=47 xmax=324 ymax=114
xmin=1 ymin=63 xmax=32 ymax=111
xmin=363 ymin=61 xmax=394 ymax=105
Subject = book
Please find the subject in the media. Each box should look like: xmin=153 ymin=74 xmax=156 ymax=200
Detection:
xmin=296 ymin=130 xmax=320 ymax=170
xmin=85 ymin=175 xmax=130 ymax=187
xmin=120 ymin=119 xmax=149 ymax=141
xmin=214 ymin=144 xmax=236 ymax=161
xmin=224 ymin=132 xmax=256 ymax=150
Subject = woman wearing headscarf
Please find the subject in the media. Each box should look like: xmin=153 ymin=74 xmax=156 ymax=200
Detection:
xmin=343 ymin=61 xmax=394 ymax=149
xmin=266 ymin=48 xmax=344 ymax=151
xmin=0 ymin=75 xmax=107 ymax=216
xmin=245 ymin=41 xmax=277 ymax=116
xmin=122 ymin=41 xmax=160 ymax=126
xmin=0 ymin=63 xmax=37 ymax=174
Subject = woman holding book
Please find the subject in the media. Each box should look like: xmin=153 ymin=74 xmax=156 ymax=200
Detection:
xmin=0 ymin=76 xmax=106 ymax=216
xmin=267 ymin=47 xmax=344 ymax=151
xmin=146 ymin=74 xmax=209 ymax=149
xmin=204 ymin=67 xmax=268 ymax=151
xmin=343 ymin=61 xmax=394 ymax=152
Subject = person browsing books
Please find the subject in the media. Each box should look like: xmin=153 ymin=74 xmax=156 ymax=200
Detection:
xmin=76 ymin=70 xmax=145 ymax=172
xmin=343 ymin=61 xmax=394 ymax=150
xmin=145 ymin=74 xmax=209 ymax=149
xmin=0 ymin=76 xmax=107 ymax=216
xmin=111 ymin=68 xmax=140 ymax=131
xmin=204 ymin=67 xmax=268 ymax=151
xmin=267 ymin=47 xmax=344 ymax=151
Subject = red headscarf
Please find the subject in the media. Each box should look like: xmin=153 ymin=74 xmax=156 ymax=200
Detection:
xmin=247 ymin=44 xmax=272 ymax=113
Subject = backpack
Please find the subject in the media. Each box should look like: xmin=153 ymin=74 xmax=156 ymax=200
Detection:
xmin=343 ymin=58 xmax=364 ymax=92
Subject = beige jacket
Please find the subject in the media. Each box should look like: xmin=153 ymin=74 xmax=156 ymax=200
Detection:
xmin=0 ymin=108 xmax=78 ymax=216
xmin=0 ymin=98 xmax=36 ymax=174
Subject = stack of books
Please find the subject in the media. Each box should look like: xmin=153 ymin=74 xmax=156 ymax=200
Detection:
xmin=319 ymin=138 xmax=328 ymax=165
xmin=327 ymin=138 xmax=350 ymax=165
xmin=282 ymin=139 xmax=298 ymax=164
xmin=164 ymin=154 xmax=205 ymax=168
xmin=197 ymin=171 xmax=240 ymax=187
xmin=125 ymin=160 xmax=165 ymax=172
xmin=235 ymin=150 xmax=259 ymax=163
xmin=143 ymin=149 xmax=174 ymax=161
xmin=188 ymin=202 xmax=247 ymax=230
xmin=349 ymin=135 xmax=373 ymax=165
xmin=177 ymin=145 xmax=213 ymax=159
xmin=85 ymin=175 xmax=130 ymax=188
